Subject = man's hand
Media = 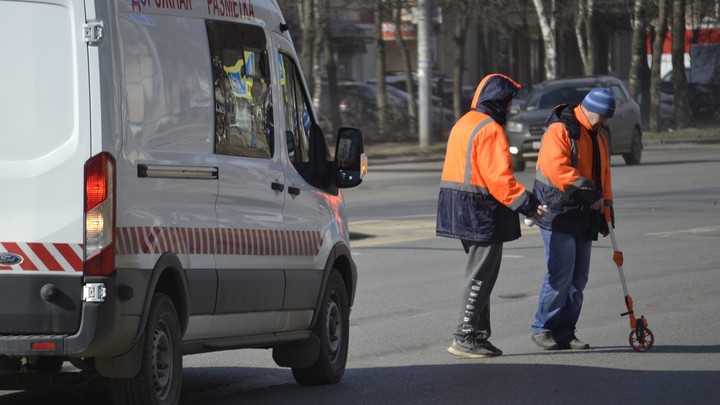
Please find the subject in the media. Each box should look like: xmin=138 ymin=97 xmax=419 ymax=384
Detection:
xmin=532 ymin=204 xmax=549 ymax=221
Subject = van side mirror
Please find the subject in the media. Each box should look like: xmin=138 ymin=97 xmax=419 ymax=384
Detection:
xmin=334 ymin=127 xmax=366 ymax=188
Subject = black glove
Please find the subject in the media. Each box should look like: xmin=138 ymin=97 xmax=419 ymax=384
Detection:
xmin=598 ymin=213 xmax=609 ymax=236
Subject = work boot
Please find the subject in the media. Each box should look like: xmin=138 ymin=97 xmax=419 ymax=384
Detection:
xmin=447 ymin=336 xmax=502 ymax=359
xmin=531 ymin=331 xmax=560 ymax=350
xmin=560 ymin=334 xmax=590 ymax=350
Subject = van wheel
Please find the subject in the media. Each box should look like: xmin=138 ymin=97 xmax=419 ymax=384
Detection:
xmin=292 ymin=269 xmax=349 ymax=385
xmin=110 ymin=293 xmax=182 ymax=405
xmin=623 ymin=128 xmax=642 ymax=165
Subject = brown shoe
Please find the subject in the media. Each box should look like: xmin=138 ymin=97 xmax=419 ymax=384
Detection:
xmin=561 ymin=335 xmax=590 ymax=350
xmin=531 ymin=332 xmax=560 ymax=350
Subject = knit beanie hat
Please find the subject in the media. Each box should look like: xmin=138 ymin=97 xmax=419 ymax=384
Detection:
xmin=582 ymin=87 xmax=616 ymax=118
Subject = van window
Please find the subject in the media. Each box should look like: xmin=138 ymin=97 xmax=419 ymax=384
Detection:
xmin=207 ymin=21 xmax=273 ymax=159
xmin=279 ymin=54 xmax=312 ymax=167
xmin=121 ymin=16 xmax=213 ymax=152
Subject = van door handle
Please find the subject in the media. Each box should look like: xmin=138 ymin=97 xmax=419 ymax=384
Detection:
xmin=271 ymin=182 xmax=284 ymax=192
xmin=288 ymin=186 xmax=301 ymax=196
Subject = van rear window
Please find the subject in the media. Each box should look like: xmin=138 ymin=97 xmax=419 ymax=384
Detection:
xmin=0 ymin=3 xmax=76 ymax=160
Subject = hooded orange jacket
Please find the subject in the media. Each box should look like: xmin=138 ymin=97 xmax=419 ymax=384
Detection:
xmin=436 ymin=74 xmax=539 ymax=243
xmin=531 ymin=104 xmax=614 ymax=240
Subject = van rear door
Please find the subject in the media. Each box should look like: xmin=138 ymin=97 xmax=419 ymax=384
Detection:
xmin=0 ymin=0 xmax=90 ymax=334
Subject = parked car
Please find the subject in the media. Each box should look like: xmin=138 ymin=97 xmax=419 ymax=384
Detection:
xmin=505 ymin=76 xmax=643 ymax=171
xmin=318 ymin=80 xmax=454 ymax=141
xmin=659 ymin=71 xmax=718 ymax=125
xmin=367 ymin=74 xmax=460 ymax=109
xmin=509 ymin=86 xmax=531 ymax=115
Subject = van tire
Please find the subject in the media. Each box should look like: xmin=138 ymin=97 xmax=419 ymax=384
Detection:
xmin=110 ymin=293 xmax=182 ymax=405
xmin=292 ymin=269 xmax=349 ymax=385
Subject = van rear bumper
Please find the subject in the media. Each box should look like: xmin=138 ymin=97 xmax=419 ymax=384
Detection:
xmin=0 ymin=276 xmax=144 ymax=358
xmin=0 ymin=302 xmax=99 ymax=356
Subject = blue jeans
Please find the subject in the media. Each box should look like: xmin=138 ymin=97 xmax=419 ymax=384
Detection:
xmin=532 ymin=228 xmax=592 ymax=342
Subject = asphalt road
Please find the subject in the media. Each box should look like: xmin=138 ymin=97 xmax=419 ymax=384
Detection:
xmin=1 ymin=143 xmax=719 ymax=404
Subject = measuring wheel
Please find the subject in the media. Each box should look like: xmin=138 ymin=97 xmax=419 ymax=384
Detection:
xmin=629 ymin=323 xmax=654 ymax=352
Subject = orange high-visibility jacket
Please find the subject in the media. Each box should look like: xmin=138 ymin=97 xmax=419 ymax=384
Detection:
xmin=532 ymin=104 xmax=614 ymax=240
xmin=436 ymin=74 xmax=539 ymax=243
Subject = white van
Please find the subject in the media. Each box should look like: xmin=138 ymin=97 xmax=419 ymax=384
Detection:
xmin=0 ymin=1 xmax=366 ymax=403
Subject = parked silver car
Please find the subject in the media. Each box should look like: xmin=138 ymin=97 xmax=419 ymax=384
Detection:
xmin=505 ymin=76 xmax=643 ymax=171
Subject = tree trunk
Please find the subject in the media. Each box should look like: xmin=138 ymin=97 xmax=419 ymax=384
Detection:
xmin=672 ymin=0 xmax=689 ymax=129
xmin=575 ymin=0 xmax=595 ymax=75
xmin=650 ymin=0 xmax=669 ymax=132
xmin=394 ymin=2 xmax=417 ymax=135
xmin=532 ymin=0 xmax=558 ymax=80
xmin=628 ymin=0 xmax=651 ymax=125
xmin=374 ymin=0 xmax=388 ymax=139
xmin=311 ymin=3 xmax=323 ymax=112
xmin=317 ymin=0 xmax=340 ymax=133
xmin=299 ymin=0 xmax=315 ymax=91
xmin=452 ymin=1 xmax=476 ymax=119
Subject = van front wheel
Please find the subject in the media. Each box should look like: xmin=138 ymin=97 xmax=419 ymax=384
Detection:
xmin=292 ymin=269 xmax=349 ymax=385
xmin=110 ymin=293 xmax=182 ymax=405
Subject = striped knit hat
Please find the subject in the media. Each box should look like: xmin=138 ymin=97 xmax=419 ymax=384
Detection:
xmin=582 ymin=87 xmax=616 ymax=118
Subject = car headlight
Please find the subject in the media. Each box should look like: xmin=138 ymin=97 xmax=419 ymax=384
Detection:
xmin=506 ymin=120 xmax=524 ymax=132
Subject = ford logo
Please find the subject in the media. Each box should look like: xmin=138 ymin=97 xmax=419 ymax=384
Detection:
xmin=0 ymin=253 xmax=23 ymax=266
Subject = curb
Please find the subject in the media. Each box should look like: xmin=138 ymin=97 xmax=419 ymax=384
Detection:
xmin=366 ymin=137 xmax=720 ymax=165
xmin=644 ymin=137 xmax=720 ymax=145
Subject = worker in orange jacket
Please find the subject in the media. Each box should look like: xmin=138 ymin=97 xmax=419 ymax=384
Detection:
xmin=530 ymin=87 xmax=615 ymax=351
xmin=437 ymin=73 xmax=546 ymax=359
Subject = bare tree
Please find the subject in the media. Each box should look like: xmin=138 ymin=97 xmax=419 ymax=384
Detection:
xmin=393 ymin=0 xmax=417 ymax=135
xmin=628 ymin=0 xmax=651 ymax=124
xmin=314 ymin=0 xmax=341 ymax=132
xmin=650 ymin=0 xmax=670 ymax=131
xmin=299 ymin=0 xmax=316 ymax=89
xmin=672 ymin=0 xmax=689 ymax=128
xmin=436 ymin=0 xmax=478 ymax=119
xmin=575 ymin=0 xmax=595 ymax=75
xmin=374 ymin=0 xmax=388 ymax=138
xmin=532 ymin=0 xmax=558 ymax=80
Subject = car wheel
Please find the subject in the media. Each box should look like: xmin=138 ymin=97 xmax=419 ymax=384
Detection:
xmin=292 ymin=269 xmax=349 ymax=385
xmin=512 ymin=155 xmax=526 ymax=172
xmin=110 ymin=293 xmax=182 ymax=405
xmin=623 ymin=127 xmax=642 ymax=165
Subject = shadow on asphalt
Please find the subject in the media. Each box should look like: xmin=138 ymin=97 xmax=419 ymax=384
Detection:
xmin=3 ymin=347 xmax=718 ymax=405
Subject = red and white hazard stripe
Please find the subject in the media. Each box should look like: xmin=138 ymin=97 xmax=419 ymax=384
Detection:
xmin=0 ymin=227 xmax=323 ymax=273
xmin=115 ymin=227 xmax=322 ymax=257
xmin=0 ymin=242 xmax=83 ymax=272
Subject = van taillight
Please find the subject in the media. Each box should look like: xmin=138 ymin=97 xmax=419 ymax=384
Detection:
xmin=84 ymin=153 xmax=115 ymax=276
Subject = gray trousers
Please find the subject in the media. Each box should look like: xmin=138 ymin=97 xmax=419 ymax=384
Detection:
xmin=453 ymin=240 xmax=503 ymax=341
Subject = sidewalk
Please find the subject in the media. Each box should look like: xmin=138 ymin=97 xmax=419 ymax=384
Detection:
xmin=364 ymin=131 xmax=720 ymax=164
